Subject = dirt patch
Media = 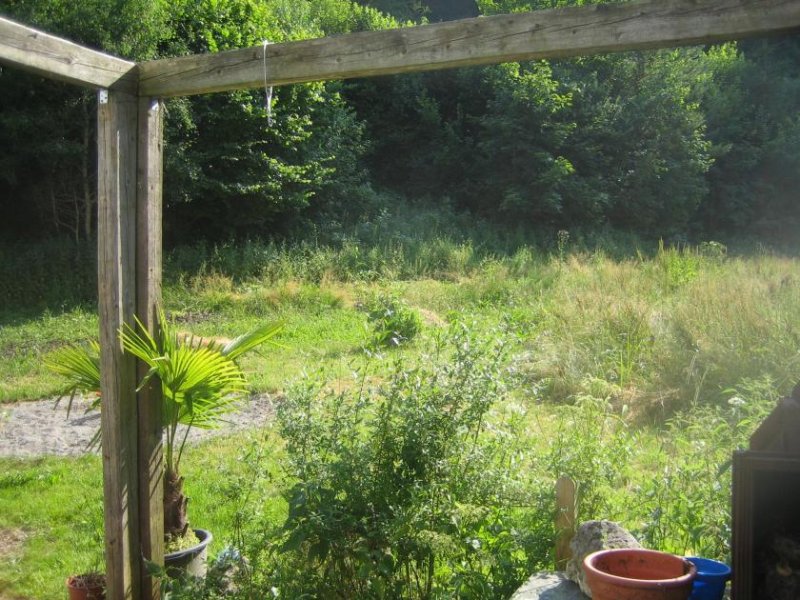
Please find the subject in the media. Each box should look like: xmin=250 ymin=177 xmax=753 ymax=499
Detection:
xmin=0 ymin=527 xmax=27 ymax=562
xmin=169 ymin=310 xmax=212 ymax=324
xmin=1 ymin=338 xmax=71 ymax=359
xmin=416 ymin=308 xmax=446 ymax=327
xmin=0 ymin=393 xmax=278 ymax=458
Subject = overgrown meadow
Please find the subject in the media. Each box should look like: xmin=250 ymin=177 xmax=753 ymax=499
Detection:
xmin=0 ymin=224 xmax=797 ymax=598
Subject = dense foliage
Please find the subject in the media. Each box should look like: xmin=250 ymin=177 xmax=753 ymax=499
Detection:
xmin=266 ymin=326 xmax=537 ymax=598
xmin=0 ymin=0 xmax=799 ymax=244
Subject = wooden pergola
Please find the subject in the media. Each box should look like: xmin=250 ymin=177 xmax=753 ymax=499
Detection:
xmin=1 ymin=1 xmax=798 ymax=597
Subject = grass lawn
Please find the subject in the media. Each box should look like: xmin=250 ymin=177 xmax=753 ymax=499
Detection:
xmin=0 ymin=432 xmax=285 ymax=599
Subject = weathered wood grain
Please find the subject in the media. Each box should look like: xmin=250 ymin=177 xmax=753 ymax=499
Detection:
xmin=555 ymin=476 xmax=577 ymax=571
xmin=136 ymin=97 xmax=165 ymax=600
xmin=139 ymin=0 xmax=800 ymax=98
xmin=0 ymin=16 xmax=136 ymax=92
xmin=98 ymin=89 xmax=140 ymax=600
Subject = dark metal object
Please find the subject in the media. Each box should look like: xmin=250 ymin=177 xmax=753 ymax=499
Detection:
xmin=732 ymin=384 xmax=800 ymax=599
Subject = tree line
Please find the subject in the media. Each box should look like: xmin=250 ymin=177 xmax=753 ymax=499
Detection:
xmin=1 ymin=0 xmax=798 ymax=245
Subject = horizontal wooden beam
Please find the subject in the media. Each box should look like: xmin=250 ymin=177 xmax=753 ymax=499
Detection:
xmin=0 ymin=16 xmax=136 ymax=92
xmin=139 ymin=0 xmax=800 ymax=98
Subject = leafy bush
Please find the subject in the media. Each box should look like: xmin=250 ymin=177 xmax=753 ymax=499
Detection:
xmin=631 ymin=377 xmax=778 ymax=559
xmin=268 ymin=324 xmax=540 ymax=598
xmin=543 ymin=393 xmax=631 ymax=521
xmin=363 ymin=292 xmax=422 ymax=347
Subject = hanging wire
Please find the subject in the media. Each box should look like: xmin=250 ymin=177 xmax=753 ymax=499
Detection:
xmin=262 ymin=39 xmax=274 ymax=126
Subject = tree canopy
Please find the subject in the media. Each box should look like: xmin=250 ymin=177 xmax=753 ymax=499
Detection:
xmin=0 ymin=0 xmax=798 ymax=244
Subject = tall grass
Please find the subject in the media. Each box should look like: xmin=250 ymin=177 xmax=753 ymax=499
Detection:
xmin=530 ymin=245 xmax=800 ymax=414
xmin=2 ymin=223 xmax=799 ymax=597
xmin=0 ymin=204 xmax=644 ymax=312
xmin=2 ymin=222 xmax=798 ymax=414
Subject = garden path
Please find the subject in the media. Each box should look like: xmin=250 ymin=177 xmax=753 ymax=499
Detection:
xmin=0 ymin=394 xmax=276 ymax=457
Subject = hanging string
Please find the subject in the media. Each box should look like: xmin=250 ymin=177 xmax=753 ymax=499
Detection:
xmin=262 ymin=40 xmax=274 ymax=126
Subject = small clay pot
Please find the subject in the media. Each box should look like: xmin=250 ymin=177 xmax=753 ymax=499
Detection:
xmin=583 ymin=548 xmax=696 ymax=600
xmin=66 ymin=572 xmax=105 ymax=600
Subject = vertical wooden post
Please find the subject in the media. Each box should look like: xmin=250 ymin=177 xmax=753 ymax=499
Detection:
xmin=136 ymin=97 xmax=165 ymax=600
xmin=555 ymin=476 xmax=577 ymax=571
xmin=97 ymin=89 xmax=140 ymax=600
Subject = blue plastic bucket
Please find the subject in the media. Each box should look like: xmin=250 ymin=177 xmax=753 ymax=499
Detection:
xmin=686 ymin=557 xmax=731 ymax=600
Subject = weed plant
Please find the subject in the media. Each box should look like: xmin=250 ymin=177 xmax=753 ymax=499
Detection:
xmin=628 ymin=377 xmax=777 ymax=558
xmin=255 ymin=324 xmax=544 ymax=599
xmin=363 ymin=291 xmax=422 ymax=347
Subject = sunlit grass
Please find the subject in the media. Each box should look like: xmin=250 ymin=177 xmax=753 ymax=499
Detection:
xmin=1 ymin=238 xmax=799 ymax=596
xmin=0 ymin=432 xmax=285 ymax=599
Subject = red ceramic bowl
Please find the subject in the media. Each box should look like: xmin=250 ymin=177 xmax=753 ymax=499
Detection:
xmin=583 ymin=548 xmax=697 ymax=600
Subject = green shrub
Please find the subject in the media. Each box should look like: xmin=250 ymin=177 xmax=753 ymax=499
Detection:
xmin=363 ymin=292 xmax=422 ymax=347
xmin=268 ymin=325 xmax=540 ymax=598
xmin=630 ymin=377 xmax=777 ymax=559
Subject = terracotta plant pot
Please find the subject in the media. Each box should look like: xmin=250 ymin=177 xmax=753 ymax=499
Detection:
xmin=65 ymin=572 xmax=105 ymax=600
xmin=583 ymin=548 xmax=697 ymax=600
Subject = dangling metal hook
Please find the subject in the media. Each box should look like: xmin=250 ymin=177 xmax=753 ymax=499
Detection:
xmin=262 ymin=39 xmax=274 ymax=127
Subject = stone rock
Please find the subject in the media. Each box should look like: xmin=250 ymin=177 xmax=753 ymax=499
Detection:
xmin=510 ymin=572 xmax=587 ymax=600
xmin=565 ymin=520 xmax=641 ymax=597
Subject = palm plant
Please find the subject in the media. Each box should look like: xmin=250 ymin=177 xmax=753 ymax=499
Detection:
xmin=46 ymin=309 xmax=282 ymax=541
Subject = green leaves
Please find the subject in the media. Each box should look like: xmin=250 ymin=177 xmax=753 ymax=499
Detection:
xmin=221 ymin=320 xmax=284 ymax=360
xmin=118 ymin=308 xmax=282 ymax=472
xmin=363 ymin=292 xmax=422 ymax=348
xmin=44 ymin=340 xmax=102 ymax=413
xmin=121 ymin=312 xmax=246 ymax=427
xmin=274 ymin=324 xmax=533 ymax=598
xmin=47 ymin=307 xmax=283 ymax=473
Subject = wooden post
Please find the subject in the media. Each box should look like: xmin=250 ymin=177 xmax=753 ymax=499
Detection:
xmin=136 ymin=97 xmax=165 ymax=600
xmin=555 ymin=476 xmax=577 ymax=571
xmin=97 ymin=89 xmax=140 ymax=600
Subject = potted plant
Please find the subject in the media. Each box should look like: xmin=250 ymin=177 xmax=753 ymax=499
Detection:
xmin=48 ymin=309 xmax=282 ymax=574
xmin=65 ymin=572 xmax=105 ymax=600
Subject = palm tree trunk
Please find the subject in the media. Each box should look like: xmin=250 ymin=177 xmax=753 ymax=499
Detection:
xmin=164 ymin=468 xmax=189 ymax=540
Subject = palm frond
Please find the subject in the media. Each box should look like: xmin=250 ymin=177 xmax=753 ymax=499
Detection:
xmin=45 ymin=341 xmax=102 ymax=407
xmin=48 ymin=308 xmax=283 ymax=474
xmin=120 ymin=315 xmax=161 ymax=368
xmin=120 ymin=314 xmax=249 ymax=432
xmin=222 ymin=321 xmax=284 ymax=360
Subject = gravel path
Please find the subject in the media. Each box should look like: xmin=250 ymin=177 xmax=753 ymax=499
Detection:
xmin=0 ymin=394 xmax=277 ymax=458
